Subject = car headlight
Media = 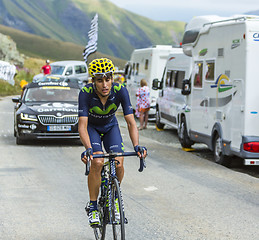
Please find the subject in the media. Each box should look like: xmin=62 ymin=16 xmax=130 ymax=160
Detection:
xmin=20 ymin=113 xmax=38 ymax=121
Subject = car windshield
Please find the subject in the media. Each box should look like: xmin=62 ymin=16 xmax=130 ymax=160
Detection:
xmin=51 ymin=66 xmax=65 ymax=75
xmin=24 ymin=87 xmax=79 ymax=102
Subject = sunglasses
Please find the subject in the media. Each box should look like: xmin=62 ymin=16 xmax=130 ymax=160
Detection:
xmin=93 ymin=72 xmax=113 ymax=79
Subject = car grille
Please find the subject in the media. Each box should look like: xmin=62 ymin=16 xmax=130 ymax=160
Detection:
xmin=38 ymin=115 xmax=78 ymax=125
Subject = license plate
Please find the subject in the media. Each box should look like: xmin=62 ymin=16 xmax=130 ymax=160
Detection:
xmin=47 ymin=125 xmax=71 ymax=131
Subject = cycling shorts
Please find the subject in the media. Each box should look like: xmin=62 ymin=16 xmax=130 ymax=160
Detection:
xmin=88 ymin=124 xmax=124 ymax=153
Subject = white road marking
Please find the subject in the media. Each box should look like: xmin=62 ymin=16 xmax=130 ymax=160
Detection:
xmin=144 ymin=186 xmax=158 ymax=192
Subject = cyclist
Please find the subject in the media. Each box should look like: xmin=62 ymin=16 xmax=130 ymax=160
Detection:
xmin=78 ymin=58 xmax=147 ymax=227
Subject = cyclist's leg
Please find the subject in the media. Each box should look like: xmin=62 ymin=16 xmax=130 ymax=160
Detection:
xmin=87 ymin=125 xmax=104 ymax=203
xmin=103 ymin=124 xmax=124 ymax=183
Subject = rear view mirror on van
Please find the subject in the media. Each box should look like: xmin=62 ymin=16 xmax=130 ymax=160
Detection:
xmin=182 ymin=79 xmax=191 ymax=95
xmin=152 ymin=78 xmax=162 ymax=90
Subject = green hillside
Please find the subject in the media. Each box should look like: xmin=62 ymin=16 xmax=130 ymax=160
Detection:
xmin=0 ymin=0 xmax=186 ymax=60
xmin=0 ymin=24 xmax=127 ymax=68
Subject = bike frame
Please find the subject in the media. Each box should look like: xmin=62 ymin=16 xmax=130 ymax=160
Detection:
xmin=86 ymin=151 xmax=146 ymax=240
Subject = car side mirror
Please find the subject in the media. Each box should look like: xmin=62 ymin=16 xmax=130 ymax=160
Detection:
xmin=182 ymin=79 xmax=191 ymax=95
xmin=152 ymin=78 xmax=162 ymax=90
xmin=12 ymin=97 xmax=21 ymax=103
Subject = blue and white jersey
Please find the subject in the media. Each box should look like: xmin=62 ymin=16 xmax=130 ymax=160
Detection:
xmin=78 ymin=82 xmax=133 ymax=132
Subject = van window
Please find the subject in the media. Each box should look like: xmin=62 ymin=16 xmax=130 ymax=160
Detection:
xmin=128 ymin=65 xmax=132 ymax=79
xmin=170 ymin=71 xmax=176 ymax=87
xmin=51 ymin=66 xmax=65 ymax=75
xmin=194 ymin=62 xmax=203 ymax=88
xmin=145 ymin=59 xmax=149 ymax=70
xmin=136 ymin=63 xmax=139 ymax=75
xmin=165 ymin=71 xmax=172 ymax=87
xmin=132 ymin=63 xmax=135 ymax=76
xmin=175 ymin=71 xmax=185 ymax=89
xmin=65 ymin=66 xmax=73 ymax=76
xmin=75 ymin=65 xmax=87 ymax=74
xmin=205 ymin=61 xmax=215 ymax=81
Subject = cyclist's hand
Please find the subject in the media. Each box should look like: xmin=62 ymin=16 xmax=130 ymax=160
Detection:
xmin=134 ymin=145 xmax=147 ymax=158
xmin=81 ymin=148 xmax=93 ymax=164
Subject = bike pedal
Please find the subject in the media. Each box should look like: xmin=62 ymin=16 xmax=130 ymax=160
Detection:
xmin=90 ymin=224 xmax=101 ymax=228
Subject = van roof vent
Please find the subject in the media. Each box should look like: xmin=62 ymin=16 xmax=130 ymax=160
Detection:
xmin=218 ymin=48 xmax=224 ymax=57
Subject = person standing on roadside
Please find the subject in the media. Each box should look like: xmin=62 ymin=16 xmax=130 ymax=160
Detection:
xmin=136 ymin=79 xmax=150 ymax=130
xmin=41 ymin=59 xmax=51 ymax=75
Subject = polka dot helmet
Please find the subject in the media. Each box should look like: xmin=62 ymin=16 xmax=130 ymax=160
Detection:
xmin=88 ymin=58 xmax=115 ymax=77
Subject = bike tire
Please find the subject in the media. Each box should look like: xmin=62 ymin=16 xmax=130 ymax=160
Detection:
xmin=111 ymin=178 xmax=125 ymax=240
xmin=93 ymin=201 xmax=107 ymax=240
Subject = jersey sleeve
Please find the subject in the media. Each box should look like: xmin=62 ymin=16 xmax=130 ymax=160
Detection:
xmin=119 ymin=85 xmax=134 ymax=116
xmin=78 ymin=89 xmax=89 ymax=117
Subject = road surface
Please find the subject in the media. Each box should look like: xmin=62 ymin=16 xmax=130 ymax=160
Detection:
xmin=1 ymin=95 xmax=259 ymax=240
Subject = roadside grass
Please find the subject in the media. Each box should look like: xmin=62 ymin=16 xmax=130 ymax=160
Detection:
xmin=0 ymin=24 xmax=127 ymax=69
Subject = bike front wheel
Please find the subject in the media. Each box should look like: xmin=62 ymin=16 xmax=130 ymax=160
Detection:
xmin=111 ymin=178 xmax=125 ymax=240
xmin=93 ymin=201 xmax=107 ymax=240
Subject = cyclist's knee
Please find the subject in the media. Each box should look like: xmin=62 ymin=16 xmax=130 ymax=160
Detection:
xmin=91 ymin=157 xmax=104 ymax=171
xmin=116 ymin=157 xmax=124 ymax=169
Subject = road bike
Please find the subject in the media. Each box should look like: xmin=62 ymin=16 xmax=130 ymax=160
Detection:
xmin=85 ymin=151 xmax=146 ymax=240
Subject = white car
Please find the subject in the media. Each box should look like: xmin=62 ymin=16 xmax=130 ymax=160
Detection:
xmin=33 ymin=60 xmax=89 ymax=83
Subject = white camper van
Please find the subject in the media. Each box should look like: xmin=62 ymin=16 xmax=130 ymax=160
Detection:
xmin=153 ymin=50 xmax=192 ymax=129
xmin=179 ymin=15 xmax=259 ymax=166
xmin=125 ymin=45 xmax=177 ymax=120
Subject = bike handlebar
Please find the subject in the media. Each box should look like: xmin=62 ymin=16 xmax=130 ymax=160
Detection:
xmin=84 ymin=151 xmax=146 ymax=175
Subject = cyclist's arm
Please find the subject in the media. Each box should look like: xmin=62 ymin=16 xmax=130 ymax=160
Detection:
xmin=78 ymin=116 xmax=93 ymax=160
xmin=124 ymin=114 xmax=139 ymax=148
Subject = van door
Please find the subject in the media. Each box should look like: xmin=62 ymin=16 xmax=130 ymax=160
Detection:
xmin=160 ymin=70 xmax=173 ymax=122
xmin=203 ymin=60 xmax=216 ymax=130
xmin=231 ymin=79 xmax=244 ymax=149
xmin=190 ymin=61 xmax=204 ymax=132
xmin=160 ymin=69 xmax=186 ymax=127
xmin=64 ymin=66 xmax=73 ymax=76
xmin=74 ymin=65 xmax=88 ymax=81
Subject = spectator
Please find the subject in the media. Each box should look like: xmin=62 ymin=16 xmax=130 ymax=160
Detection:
xmin=20 ymin=79 xmax=28 ymax=98
xmin=136 ymin=79 xmax=150 ymax=130
xmin=41 ymin=60 xmax=51 ymax=75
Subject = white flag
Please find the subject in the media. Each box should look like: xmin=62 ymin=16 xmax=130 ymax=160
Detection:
xmin=83 ymin=13 xmax=98 ymax=63
xmin=0 ymin=60 xmax=16 ymax=85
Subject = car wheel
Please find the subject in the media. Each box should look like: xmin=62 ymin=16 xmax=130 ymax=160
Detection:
xmin=178 ymin=117 xmax=193 ymax=148
xmin=155 ymin=107 xmax=164 ymax=129
xmin=16 ymin=135 xmax=23 ymax=145
xmin=213 ymin=133 xmax=231 ymax=166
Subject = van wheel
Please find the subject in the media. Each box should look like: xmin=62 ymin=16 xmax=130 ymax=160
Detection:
xmin=178 ymin=117 xmax=193 ymax=148
xmin=155 ymin=107 xmax=164 ymax=129
xmin=213 ymin=133 xmax=231 ymax=166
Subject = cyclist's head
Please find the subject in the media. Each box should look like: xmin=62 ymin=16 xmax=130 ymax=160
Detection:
xmin=88 ymin=58 xmax=115 ymax=80
xmin=89 ymin=58 xmax=115 ymax=97
xmin=46 ymin=59 xmax=50 ymax=64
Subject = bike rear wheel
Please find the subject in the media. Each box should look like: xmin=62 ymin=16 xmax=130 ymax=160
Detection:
xmin=111 ymin=178 xmax=125 ymax=240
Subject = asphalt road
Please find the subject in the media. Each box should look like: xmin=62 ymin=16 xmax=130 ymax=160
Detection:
xmin=1 ymin=95 xmax=259 ymax=240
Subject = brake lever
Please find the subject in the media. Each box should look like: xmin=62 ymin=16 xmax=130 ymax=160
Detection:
xmin=138 ymin=149 xmax=147 ymax=172
xmin=81 ymin=151 xmax=91 ymax=176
